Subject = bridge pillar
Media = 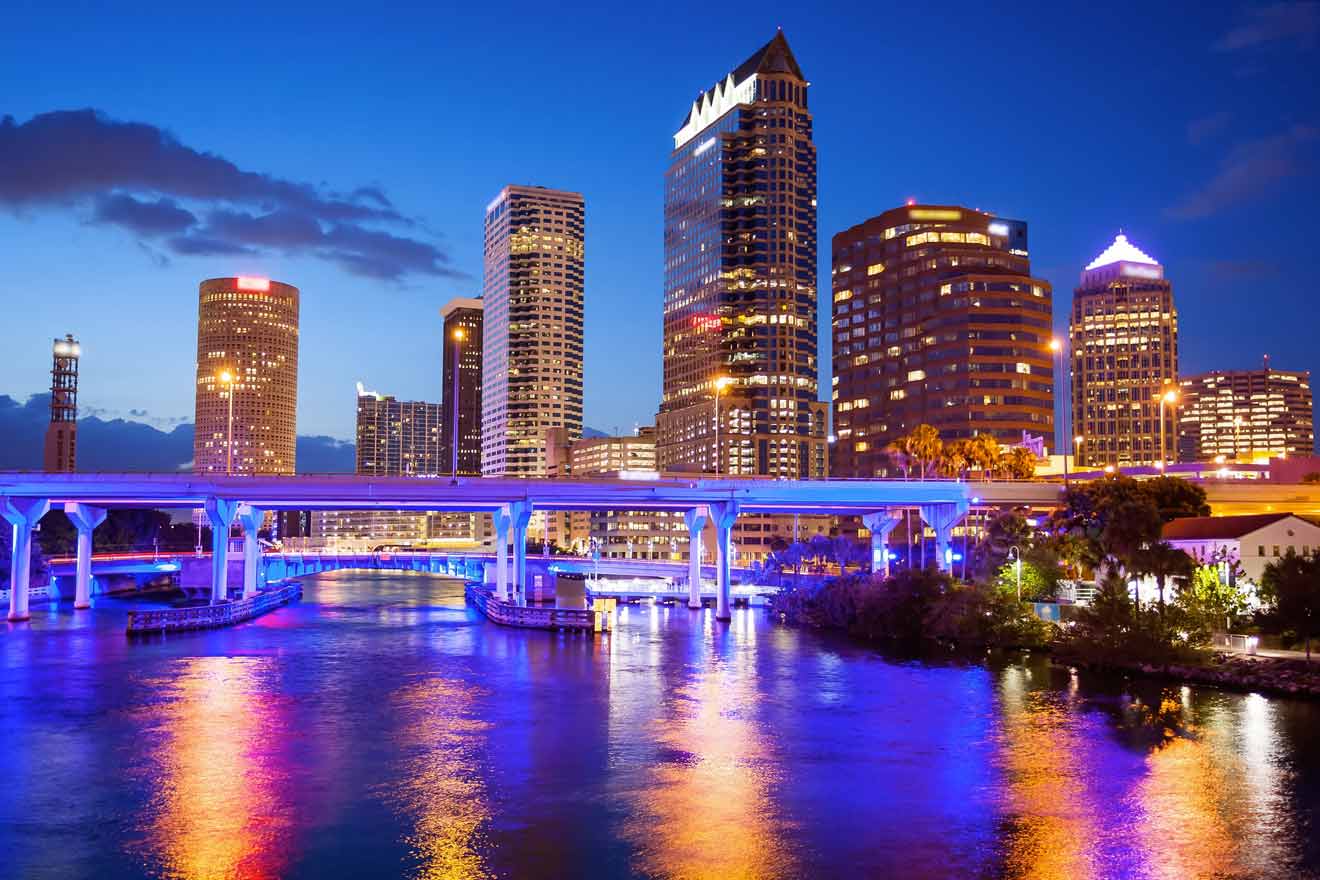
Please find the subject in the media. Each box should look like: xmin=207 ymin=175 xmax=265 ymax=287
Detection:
xmin=510 ymin=502 xmax=532 ymax=604
xmin=236 ymin=504 xmax=264 ymax=599
xmin=493 ymin=506 xmax=512 ymax=602
xmin=918 ymin=502 xmax=969 ymax=574
xmin=204 ymin=497 xmax=240 ymax=603
xmin=63 ymin=503 xmax=107 ymax=609
xmin=708 ymin=501 xmax=739 ymax=621
xmin=3 ymin=496 xmax=51 ymax=622
xmin=861 ymin=510 xmax=903 ymax=579
xmin=684 ymin=507 xmax=708 ymax=609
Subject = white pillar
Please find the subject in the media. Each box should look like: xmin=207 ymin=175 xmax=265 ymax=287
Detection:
xmin=684 ymin=507 xmax=708 ymax=609
xmin=511 ymin=502 xmax=532 ymax=604
xmin=493 ymin=506 xmax=512 ymax=602
xmin=861 ymin=510 xmax=902 ymax=579
xmin=709 ymin=501 xmax=739 ymax=621
xmin=3 ymin=496 xmax=51 ymax=622
xmin=237 ymin=504 xmax=265 ymax=599
xmin=918 ymin=502 xmax=969 ymax=574
xmin=63 ymin=503 xmax=106 ymax=609
xmin=204 ymin=497 xmax=240 ymax=603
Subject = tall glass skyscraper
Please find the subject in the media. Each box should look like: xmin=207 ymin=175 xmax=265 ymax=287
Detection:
xmin=440 ymin=297 xmax=484 ymax=476
xmin=655 ymin=31 xmax=826 ymax=478
xmin=481 ymin=185 xmax=585 ymax=477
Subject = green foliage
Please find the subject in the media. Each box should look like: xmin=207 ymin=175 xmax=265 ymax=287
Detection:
xmin=1177 ymin=552 xmax=1249 ymax=634
xmin=1062 ymin=569 xmax=1204 ymax=666
xmin=1258 ymin=551 xmax=1320 ymax=659
xmin=1052 ymin=475 xmax=1208 ymax=574
xmin=992 ymin=557 xmax=1058 ymax=602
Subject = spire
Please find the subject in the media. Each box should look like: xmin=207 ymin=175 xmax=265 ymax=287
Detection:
xmin=733 ymin=31 xmax=805 ymax=82
xmin=1085 ymin=232 xmax=1159 ymax=271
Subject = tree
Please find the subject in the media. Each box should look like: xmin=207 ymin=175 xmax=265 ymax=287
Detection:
xmin=967 ymin=433 xmax=1001 ymax=478
xmin=1133 ymin=541 xmax=1195 ymax=610
xmin=905 ymin=424 xmax=943 ymax=480
xmin=1143 ymin=475 xmax=1210 ymax=522
xmin=1179 ymin=549 xmax=1249 ymax=634
xmin=938 ymin=438 xmax=971 ymax=479
xmin=1002 ymin=446 xmax=1038 ymax=480
xmin=1053 ymin=475 xmax=1170 ymax=575
xmin=976 ymin=511 xmax=1033 ymax=579
xmin=1259 ymin=551 xmax=1320 ymax=661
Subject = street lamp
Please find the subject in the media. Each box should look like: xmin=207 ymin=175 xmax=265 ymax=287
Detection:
xmin=1049 ymin=338 xmax=1064 ymax=458
xmin=1007 ymin=545 xmax=1022 ymax=601
xmin=218 ymin=370 xmax=236 ymax=474
xmin=1071 ymin=435 xmax=1084 ymax=484
xmin=1157 ymin=388 xmax=1178 ymax=469
xmin=450 ymin=327 xmax=466 ymax=482
xmin=713 ymin=375 xmax=733 ymax=476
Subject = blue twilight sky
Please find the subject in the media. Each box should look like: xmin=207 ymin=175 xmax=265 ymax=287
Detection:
xmin=2 ymin=1 xmax=1318 ymax=441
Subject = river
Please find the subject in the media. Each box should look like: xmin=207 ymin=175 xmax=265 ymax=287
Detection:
xmin=2 ymin=571 xmax=1317 ymax=879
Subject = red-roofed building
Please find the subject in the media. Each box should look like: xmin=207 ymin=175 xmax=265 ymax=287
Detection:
xmin=1163 ymin=513 xmax=1320 ymax=584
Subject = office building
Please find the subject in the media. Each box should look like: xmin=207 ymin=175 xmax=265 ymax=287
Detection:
xmin=830 ymin=204 xmax=1054 ymax=477
xmin=440 ymin=297 xmax=484 ymax=476
xmin=655 ymin=31 xmax=827 ymax=478
xmin=193 ymin=276 xmax=299 ymax=476
xmin=481 ymin=185 xmax=585 ymax=477
xmin=43 ymin=334 xmax=79 ymax=472
xmin=355 ymin=385 xmax=444 ymax=476
xmin=1070 ymin=234 xmax=1178 ymax=467
xmin=1178 ymin=365 xmax=1314 ymax=462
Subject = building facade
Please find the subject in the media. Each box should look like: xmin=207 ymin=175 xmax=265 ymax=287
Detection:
xmin=830 ymin=205 xmax=1054 ymax=477
xmin=481 ymin=185 xmax=585 ymax=477
xmin=1163 ymin=513 xmax=1320 ymax=586
xmin=440 ymin=297 xmax=484 ymax=475
xmin=1070 ymin=234 xmax=1179 ymax=468
xmin=193 ymin=277 xmax=299 ymax=476
xmin=43 ymin=334 xmax=79 ymax=473
xmin=1178 ymin=366 xmax=1314 ymax=462
xmin=655 ymin=31 xmax=827 ymax=479
xmin=355 ymin=386 xmax=444 ymax=476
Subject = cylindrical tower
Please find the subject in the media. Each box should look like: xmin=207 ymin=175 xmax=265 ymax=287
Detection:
xmin=43 ymin=334 xmax=80 ymax=472
xmin=193 ymin=277 xmax=299 ymax=476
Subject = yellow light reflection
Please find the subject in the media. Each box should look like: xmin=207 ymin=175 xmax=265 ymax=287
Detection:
xmin=383 ymin=676 xmax=492 ymax=880
xmin=131 ymin=656 xmax=293 ymax=879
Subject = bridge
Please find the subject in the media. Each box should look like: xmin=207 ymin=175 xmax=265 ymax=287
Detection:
xmin=5 ymin=471 xmax=1317 ymax=623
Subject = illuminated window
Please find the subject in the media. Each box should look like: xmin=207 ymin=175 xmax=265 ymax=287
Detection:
xmin=867 ymin=263 xmax=884 ymax=276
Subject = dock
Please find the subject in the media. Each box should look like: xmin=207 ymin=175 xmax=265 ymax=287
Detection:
xmin=126 ymin=583 xmax=302 ymax=635
xmin=464 ymin=583 xmax=596 ymax=633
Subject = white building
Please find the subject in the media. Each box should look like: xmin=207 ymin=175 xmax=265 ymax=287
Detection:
xmin=1163 ymin=513 xmax=1320 ymax=584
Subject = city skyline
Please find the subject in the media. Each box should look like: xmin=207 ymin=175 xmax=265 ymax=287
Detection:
xmin=3 ymin=4 xmax=1319 ymax=444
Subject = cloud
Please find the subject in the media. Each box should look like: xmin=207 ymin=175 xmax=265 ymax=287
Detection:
xmin=1214 ymin=2 xmax=1319 ymax=51
xmin=1187 ymin=111 xmax=1233 ymax=145
xmin=1202 ymin=259 xmax=1283 ymax=282
xmin=0 ymin=109 xmax=465 ymax=281
xmin=1167 ymin=125 xmax=1319 ymax=219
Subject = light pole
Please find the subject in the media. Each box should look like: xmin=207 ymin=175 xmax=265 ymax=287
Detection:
xmin=1158 ymin=388 xmax=1178 ymax=469
xmin=713 ymin=376 xmax=733 ymax=476
xmin=450 ymin=326 xmax=466 ymax=482
xmin=1007 ymin=545 xmax=1022 ymax=601
xmin=218 ymin=370 xmax=236 ymax=474
xmin=1071 ymin=435 xmax=1083 ymax=486
xmin=1049 ymin=337 xmax=1064 ymax=462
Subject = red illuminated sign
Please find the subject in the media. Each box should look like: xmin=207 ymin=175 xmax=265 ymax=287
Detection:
xmin=236 ymin=277 xmax=271 ymax=291
xmin=690 ymin=314 xmax=721 ymax=333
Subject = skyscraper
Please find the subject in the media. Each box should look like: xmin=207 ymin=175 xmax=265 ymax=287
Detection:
xmin=831 ymin=205 xmax=1055 ymax=476
xmin=655 ymin=31 xmax=826 ymax=478
xmin=193 ymin=276 xmax=299 ymax=476
xmin=354 ymin=385 xmax=444 ymax=475
xmin=1178 ymin=365 xmax=1314 ymax=462
xmin=43 ymin=334 xmax=79 ymax=473
xmin=481 ymin=186 xmax=585 ymax=477
xmin=1070 ymin=234 xmax=1179 ymax=467
xmin=440 ymin=297 xmax=484 ymax=476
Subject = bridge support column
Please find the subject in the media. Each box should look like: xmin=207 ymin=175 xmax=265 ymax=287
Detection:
xmin=493 ymin=506 xmax=512 ymax=602
xmin=861 ymin=510 xmax=903 ymax=579
xmin=3 ymin=496 xmax=51 ymax=622
xmin=204 ymin=497 xmax=240 ymax=603
xmin=918 ymin=502 xmax=969 ymax=574
xmin=709 ymin=501 xmax=739 ymax=621
xmin=236 ymin=504 xmax=264 ymax=599
xmin=63 ymin=503 xmax=107 ymax=609
xmin=510 ymin=502 xmax=532 ymax=604
xmin=684 ymin=507 xmax=708 ymax=609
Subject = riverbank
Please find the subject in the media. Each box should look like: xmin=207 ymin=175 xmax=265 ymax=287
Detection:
xmin=1055 ymin=649 xmax=1320 ymax=699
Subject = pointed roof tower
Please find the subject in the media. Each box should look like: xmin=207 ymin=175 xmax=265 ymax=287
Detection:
xmin=732 ymin=30 xmax=805 ymax=82
xmin=1080 ymin=232 xmax=1164 ymax=285
xmin=674 ymin=31 xmax=808 ymax=149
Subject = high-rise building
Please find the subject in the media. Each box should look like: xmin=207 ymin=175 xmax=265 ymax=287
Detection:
xmin=481 ymin=186 xmax=585 ymax=477
xmin=544 ymin=427 xmax=660 ymax=553
xmin=193 ymin=277 xmax=299 ymax=476
xmin=1070 ymin=234 xmax=1178 ymax=467
xmin=440 ymin=297 xmax=484 ymax=475
xmin=830 ymin=205 xmax=1054 ymax=477
xmin=43 ymin=334 xmax=79 ymax=472
xmin=355 ymin=385 xmax=444 ymax=476
xmin=655 ymin=31 xmax=827 ymax=479
xmin=1178 ymin=365 xmax=1314 ymax=463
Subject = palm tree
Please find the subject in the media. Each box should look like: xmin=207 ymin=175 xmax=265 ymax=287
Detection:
xmin=968 ymin=433 xmax=1001 ymax=479
xmin=1134 ymin=541 xmax=1195 ymax=611
xmin=907 ymin=424 xmax=943 ymax=480
xmin=939 ymin=438 xmax=971 ymax=479
xmin=888 ymin=435 xmax=914 ymax=479
xmin=1003 ymin=446 xmax=1038 ymax=480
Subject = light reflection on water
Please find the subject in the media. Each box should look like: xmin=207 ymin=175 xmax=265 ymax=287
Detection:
xmin=0 ymin=571 xmax=1317 ymax=879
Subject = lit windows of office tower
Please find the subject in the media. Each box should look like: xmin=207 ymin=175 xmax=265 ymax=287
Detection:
xmin=655 ymin=31 xmax=827 ymax=478
xmin=440 ymin=297 xmax=484 ymax=475
xmin=481 ymin=186 xmax=585 ymax=477
xmin=1070 ymin=234 xmax=1178 ymax=467
xmin=1178 ymin=364 xmax=1313 ymax=463
xmin=830 ymin=205 xmax=1055 ymax=477
xmin=354 ymin=385 xmax=444 ymax=476
xmin=193 ymin=277 xmax=299 ymax=476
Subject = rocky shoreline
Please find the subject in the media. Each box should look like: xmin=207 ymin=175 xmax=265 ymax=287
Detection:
xmin=1059 ymin=650 xmax=1320 ymax=699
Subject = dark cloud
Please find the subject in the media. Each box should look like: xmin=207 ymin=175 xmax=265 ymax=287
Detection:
xmin=1214 ymin=2 xmax=1319 ymax=51
xmin=0 ymin=109 xmax=465 ymax=281
xmin=1167 ymin=125 xmax=1318 ymax=219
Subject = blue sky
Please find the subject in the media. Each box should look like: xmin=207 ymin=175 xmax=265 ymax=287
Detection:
xmin=3 ymin=1 xmax=1318 ymax=441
